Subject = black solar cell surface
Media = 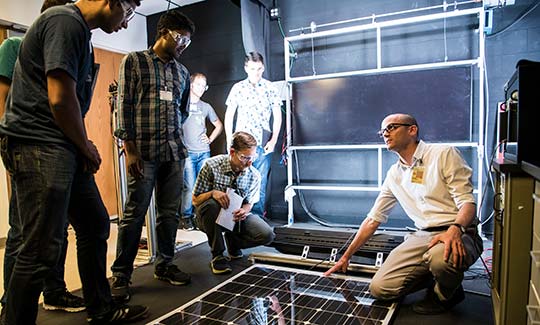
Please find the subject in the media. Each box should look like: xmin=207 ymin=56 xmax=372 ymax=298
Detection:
xmin=149 ymin=264 xmax=397 ymax=325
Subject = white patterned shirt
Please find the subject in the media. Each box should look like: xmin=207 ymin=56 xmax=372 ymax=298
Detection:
xmin=367 ymin=141 xmax=476 ymax=229
xmin=225 ymin=78 xmax=281 ymax=145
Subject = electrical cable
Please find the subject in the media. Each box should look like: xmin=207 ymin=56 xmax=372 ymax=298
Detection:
xmin=487 ymin=1 xmax=540 ymax=38
xmin=309 ymin=231 xmax=357 ymax=270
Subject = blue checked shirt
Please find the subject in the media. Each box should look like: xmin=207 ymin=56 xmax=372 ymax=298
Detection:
xmin=115 ymin=49 xmax=190 ymax=161
xmin=193 ymin=155 xmax=261 ymax=205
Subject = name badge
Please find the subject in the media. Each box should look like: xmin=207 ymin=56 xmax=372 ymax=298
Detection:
xmin=411 ymin=166 xmax=425 ymax=184
xmin=160 ymin=90 xmax=173 ymax=101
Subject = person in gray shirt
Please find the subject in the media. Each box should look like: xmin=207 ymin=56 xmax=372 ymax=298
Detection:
xmin=180 ymin=72 xmax=223 ymax=229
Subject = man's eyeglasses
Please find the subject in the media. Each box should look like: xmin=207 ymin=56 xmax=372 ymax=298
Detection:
xmin=193 ymin=82 xmax=209 ymax=91
xmin=120 ymin=1 xmax=136 ymax=23
xmin=377 ymin=123 xmax=413 ymax=137
xmin=236 ymin=152 xmax=257 ymax=163
xmin=168 ymin=30 xmax=191 ymax=48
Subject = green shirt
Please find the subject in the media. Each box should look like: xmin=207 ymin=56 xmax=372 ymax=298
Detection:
xmin=0 ymin=37 xmax=23 ymax=80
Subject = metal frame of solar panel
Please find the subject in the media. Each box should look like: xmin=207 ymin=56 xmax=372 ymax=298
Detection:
xmin=148 ymin=264 xmax=398 ymax=325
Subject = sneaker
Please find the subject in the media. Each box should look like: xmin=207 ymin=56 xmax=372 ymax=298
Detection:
xmin=43 ymin=290 xmax=86 ymax=312
xmin=412 ymin=285 xmax=465 ymax=314
xmin=210 ymin=255 xmax=232 ymax=274
xmin=87 ymin=304 xmax=148 ymax=324
xmin=180 ymin=217 xmax=197 ymax=231
xmin=154 ymin=265 xmax=191 ymax=285
xmin=228 ymin=250 xmax=244 ymax=260
xmin=225 ymin=234 xmax=243 ymax=260
xmin=111 ymin=276 xmax=131 ymax=303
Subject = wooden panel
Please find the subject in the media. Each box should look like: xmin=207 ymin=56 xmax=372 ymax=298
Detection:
xmin=84 ymin=48 xmax=126 ymax=217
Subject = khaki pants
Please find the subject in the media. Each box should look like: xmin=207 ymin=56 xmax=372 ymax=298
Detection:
xmin=370 ymin=227 xmax=483 ymax=300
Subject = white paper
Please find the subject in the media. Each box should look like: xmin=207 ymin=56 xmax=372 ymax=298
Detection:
xmin=215 ymin=188 xmax=243 ymax=231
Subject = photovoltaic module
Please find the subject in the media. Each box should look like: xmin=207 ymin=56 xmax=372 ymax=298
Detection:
xmin=148 ymin=264 xmax=398 ymax=324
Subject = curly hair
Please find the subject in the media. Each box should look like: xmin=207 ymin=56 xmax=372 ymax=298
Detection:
xmin=156 ymin=9 xmax=195 ymax=41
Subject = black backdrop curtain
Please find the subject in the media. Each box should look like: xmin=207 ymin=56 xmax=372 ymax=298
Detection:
xmin=240 ymin=0 xmax=272 ymax=78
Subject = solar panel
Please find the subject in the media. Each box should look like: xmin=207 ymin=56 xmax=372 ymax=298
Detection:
xmin=148 ymin=264 xmax=398 ymax=325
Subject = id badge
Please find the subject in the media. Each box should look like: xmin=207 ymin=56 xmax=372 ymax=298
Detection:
xmin=160 ymin=90 xmax=173 ymax=101
xmin=411 ymin=166 xmax=425 ymax=184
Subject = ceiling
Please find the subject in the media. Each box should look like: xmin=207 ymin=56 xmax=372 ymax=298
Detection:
xmin=136 ymin=0 xmax=206 ymax=16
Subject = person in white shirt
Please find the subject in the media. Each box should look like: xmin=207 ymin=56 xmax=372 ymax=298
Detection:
xmin=325 ymin=113 xmax=483 ymax=315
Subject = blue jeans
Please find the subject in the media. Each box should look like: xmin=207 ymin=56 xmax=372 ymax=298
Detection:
xmin=180 ymin=151 xmax=210 ymax=218
xmin=0 ymin=136 xmax=112 ymax=323
xmin=112 ymin=159 xmax=184 ymax=279
xmin=251 ymin=146 xmax=272 ymax=216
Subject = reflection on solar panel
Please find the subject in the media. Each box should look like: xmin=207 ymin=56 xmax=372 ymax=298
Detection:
xmin=148 ymin=264 xmax=397 ymax=325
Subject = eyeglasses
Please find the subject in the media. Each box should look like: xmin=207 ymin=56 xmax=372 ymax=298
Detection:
xmin=119 ymin=1 xmax=136 ymax=23
xmin=192 ymin=82 xmax=208 ymax=91
xmin=168 ymin=30 xmax=191 ymax=48
xmin=236 ymin=152 xmax=257 ymax=163
xmin=377 ymin=123 xmax=413 ymax=137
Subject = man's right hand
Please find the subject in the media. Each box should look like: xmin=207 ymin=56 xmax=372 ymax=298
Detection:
xmin=126 ymin=150 xmax=144 ymax=179
xmin=212 ymin=190 xmax=229 ymax=209
xmin=323 ymin=255 xmax=350 ymax=276
xmin=82 ymin=140 xmax=101 ymax=173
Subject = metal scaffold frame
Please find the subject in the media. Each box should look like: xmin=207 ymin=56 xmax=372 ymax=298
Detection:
xmin=283 ymin=2 xmax=486 ymax=227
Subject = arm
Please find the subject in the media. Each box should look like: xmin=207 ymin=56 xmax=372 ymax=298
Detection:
xmin=224 ymin=105 xmax=236 ymax=148
xmin=207 ymin=118 xmax=223 ymax=144
xmin=123 ymin=140 xmax=143 ymax=179
xmin=192 ymin=190 xmax=229 ymax=209
xmin=47 ymin=69 xmax=101 ymax=172
xmin=428 ymin=147 xmax=477 ymax=268
xmin=324 ymin=217 xmax=381 ymax=276
xmin=0 ymin=77 xmax=10 ymax=118
xmin=428 ymin=201 xmax=476 ymax=268
xmin=263 ymin=104 xmax=282 ymax=153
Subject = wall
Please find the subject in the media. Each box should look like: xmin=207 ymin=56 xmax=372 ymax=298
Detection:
xmin=144 ymin=1 xmax=540 ymax=231
xmin=0 ymin=0 xmax=147 ymax=53
xmin=86 ymin=48 xmax=127 ymax=217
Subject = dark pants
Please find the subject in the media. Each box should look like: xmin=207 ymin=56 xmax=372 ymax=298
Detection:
xmin=0 ymin=137 xmax=113 ymax=324
xmin=1 ymin=179 xmax=70 ymax=306
xmin=111 ymin=160 xmax=184 ymax=279
xmin=196 ymin=198 xmax=275 ymax=257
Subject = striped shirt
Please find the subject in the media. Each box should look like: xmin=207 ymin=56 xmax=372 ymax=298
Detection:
xmin=115 ymin=49 xmax=190 ymax=161
xmin=193 ymin=155 xmax=261 ymax=205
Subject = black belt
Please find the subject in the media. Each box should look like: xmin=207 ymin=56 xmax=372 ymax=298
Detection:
xmin=421 ymin=225 xmax=450 ymax=232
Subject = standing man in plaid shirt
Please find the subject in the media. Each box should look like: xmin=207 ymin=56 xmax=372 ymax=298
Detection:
xmin=111 ymin=9 xmax=194 ymax=302
xmin=192 ymin=131 xmax=275 ymax=274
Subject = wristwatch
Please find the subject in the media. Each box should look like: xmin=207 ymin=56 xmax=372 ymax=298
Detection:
xmin=451 ymin=223 xmax=466 ymax=234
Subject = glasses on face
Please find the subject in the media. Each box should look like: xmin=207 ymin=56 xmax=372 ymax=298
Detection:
xmin=236 ymin=152 xmax=257 ymax=163
xmin=119 ymin=1 xmax=136 ymax=23
xmin=377 ymin=123 xmax=413 ymax=137
xmin=168 ymin=30 xmax=191 ymax=48
xmin=192 ymin=82 xmax=208 ymax=91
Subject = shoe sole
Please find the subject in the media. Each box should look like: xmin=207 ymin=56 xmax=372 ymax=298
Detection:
xmin=228 ymin=254 xmax=244 ymax=260
xmin=154 ymin=274 xmax=190 ymax=286
xmin=42 ymin=304 xmax=86 ymax=313
xmin=210 ymin=262 xmax=232 ymax=275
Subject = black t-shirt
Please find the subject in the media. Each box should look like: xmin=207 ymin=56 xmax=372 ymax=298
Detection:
xmin=0 ymin=4 xmax=94 ymax=144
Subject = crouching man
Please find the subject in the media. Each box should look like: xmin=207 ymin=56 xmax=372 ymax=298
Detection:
xmin=192 ymin=131 xmax=275 ymax=274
